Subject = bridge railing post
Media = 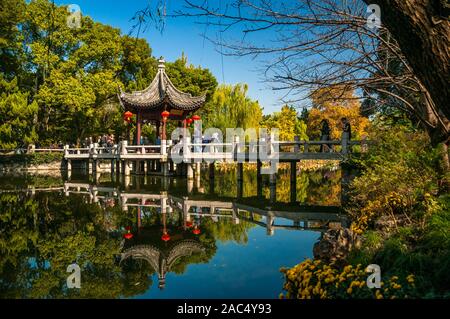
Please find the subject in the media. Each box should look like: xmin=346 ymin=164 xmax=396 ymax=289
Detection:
xmin=92 ymin=143 xmax=98 ymax=155
xmin=267 ymin=134 xmax=272 ymax=156
xmin=233 ymin=135 xmax=240 ymax=161
xmin=28 ymin=144 xmax=35 ymax=154
xmin=304 ymin=141 xmax=309 ymax=153
xmin=120 ymin=141 xmax=128 ymax=155
xmin=161 ymin=139 xmax=167 ymax=156
xmin=341 ymin=134 xmax=349 ymax=154
xmin=183 ymin=137 xmax=191 ymax=163
xmin=64 ymin=145 xmax=69 ymax=157
xmin=293 ymin=136 xmax=299 ymax=153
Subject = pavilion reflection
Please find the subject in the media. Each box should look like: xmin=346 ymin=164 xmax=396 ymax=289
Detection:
xmin=120 ymin=224 xmax=206 ymax=290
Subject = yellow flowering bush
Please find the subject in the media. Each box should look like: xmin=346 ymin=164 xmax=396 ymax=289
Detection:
xmin=280 ymin=259 xmax=417 ymax=299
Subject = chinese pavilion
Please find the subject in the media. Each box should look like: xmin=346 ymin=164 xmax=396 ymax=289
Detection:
xmin=118 ymin=57 xmax=206 ymax=144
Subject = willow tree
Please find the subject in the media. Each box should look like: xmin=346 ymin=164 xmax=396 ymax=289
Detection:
xmin=204 ymin=83 xmax=263 ymax=134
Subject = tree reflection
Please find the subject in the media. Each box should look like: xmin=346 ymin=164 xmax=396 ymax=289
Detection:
xmin=0 ymin=166 xmax=343 ymax=298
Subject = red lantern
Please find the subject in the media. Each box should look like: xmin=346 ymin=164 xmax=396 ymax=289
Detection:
xmin=123 ymin=111 xmax=133 ymax=122
xmin=187 ymin=118 xmax=193 ymax=125
xmin=192 ymin=227 xmax=201 ymax=235
xmin=161 ymin=233 xmax=171 ymax=242
xmin=161 ymin=110 xmax=170 ymax=119
xmin=123 ymin=232 xmax=133 ymax=240
xmin=186 ymin=221 xmax=193 ymax=228
xmin=125 ymin=226 xmax=131 ymax=231
xmin=192 ymin=115 xmax=201 ymax=121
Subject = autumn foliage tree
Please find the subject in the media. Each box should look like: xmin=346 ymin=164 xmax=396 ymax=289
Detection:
xmin=261 ymin=105 xmax=308 ymax=141
xmin=307 ymin=86 xmax=370 ymax=140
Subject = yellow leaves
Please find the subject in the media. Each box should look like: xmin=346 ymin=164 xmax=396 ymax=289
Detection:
xmin=282 ymin=258 xmax=417 ymax=300
xmin=261 ymin=105 xmax=307 ymax=141
xmin=307 ymin=86 xmax=370 ymax=140
xmin=390 ymin=276 xmax=399 ymax=281
xmin=375 ymin=290 xmax=383 ymax=299
xmin=406 ymin=274 xmax=415 ymax=284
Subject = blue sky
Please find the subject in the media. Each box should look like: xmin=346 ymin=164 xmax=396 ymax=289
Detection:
xmin=55 ymin=0 xmax=288 ymax=115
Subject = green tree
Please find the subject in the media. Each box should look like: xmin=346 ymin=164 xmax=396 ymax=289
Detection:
xmin=119 ymin=36 xmax=157 ymax=90
xmin=0 ymin=77 xmax=38 ymax=149
xmin=165 ymin=52 xmax=218 ymax=106
xmin=0 ymin=0 xmax=26 ymax=79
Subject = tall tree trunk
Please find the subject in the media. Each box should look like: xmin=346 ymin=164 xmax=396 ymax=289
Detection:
xmin=365 ymin=0 xmax=450 ymax=119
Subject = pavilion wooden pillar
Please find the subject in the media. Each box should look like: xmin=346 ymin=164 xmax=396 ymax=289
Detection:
xmin=136 ymin=111 xmax=142 ymax=145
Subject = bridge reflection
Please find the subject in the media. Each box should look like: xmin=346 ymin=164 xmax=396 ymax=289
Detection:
xmin=62 ymin=180 xmax=349 ymax=236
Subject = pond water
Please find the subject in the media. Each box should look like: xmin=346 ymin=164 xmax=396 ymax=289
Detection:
xmin=0 ymin=165 xmax=348 ymax=299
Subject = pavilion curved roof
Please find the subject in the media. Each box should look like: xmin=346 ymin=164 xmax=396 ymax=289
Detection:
xmin=118 ymin=57 xmax=206 ymax=112
xmin=120 ymin=240 xmax=205 ymax=289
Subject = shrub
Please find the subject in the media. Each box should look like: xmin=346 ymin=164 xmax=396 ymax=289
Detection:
xmin=0 ymin=153 xmax=63 ymax=165
xmin=346 ymin=125 xmax=440 ymax=234
xmin=280 ymin=259 xmax=418 ymax=299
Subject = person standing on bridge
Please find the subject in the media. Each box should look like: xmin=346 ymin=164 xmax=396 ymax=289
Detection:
xmin=320 ymin=119 xmax=331 ymax=152
xmin=341 ymin=117 xmax=352 ymax=153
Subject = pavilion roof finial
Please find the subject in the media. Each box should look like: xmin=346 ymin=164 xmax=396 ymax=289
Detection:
xmin=158 ymin=56 xmax=165 ymax=71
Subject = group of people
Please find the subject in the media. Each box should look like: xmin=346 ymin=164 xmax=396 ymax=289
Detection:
xmin=319 ymin=117 xmax=352 ymax=152
xmin=82 ymin=134 xmax=115 ymax=148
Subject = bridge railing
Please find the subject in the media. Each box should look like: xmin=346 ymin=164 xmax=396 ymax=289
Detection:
xmin=119 ymin=140 xmax=171 ymax=156
xmin=54 ymin=136 xmax=369 ymax=160
xmin=0 ymin=147 xmax=65 ymax=155
xmin=64 ymin=146 xmax=89 ymax=156
xmin=274 ymin=138 xmax=368 ymax=154
xmin=33 ymin=148 xmax=64 ymax=153
xmin=125 ymin=145 xmax=162 ymax=154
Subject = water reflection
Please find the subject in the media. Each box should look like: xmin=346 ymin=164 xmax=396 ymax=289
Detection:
xmin=0 ymin=166 xmax=349 ymax=298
